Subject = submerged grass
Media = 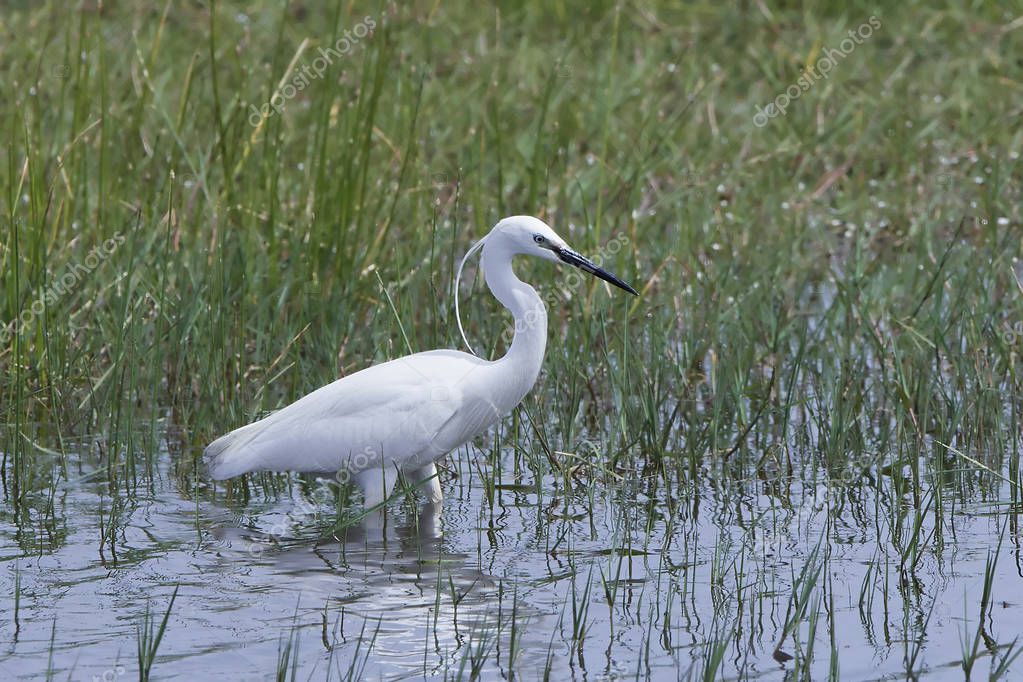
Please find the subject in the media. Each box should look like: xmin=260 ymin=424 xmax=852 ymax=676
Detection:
xmin=137 ymin=585 xmax=178 ymax=681
xmin=1 ymin=0 xmax=1021 ymax=679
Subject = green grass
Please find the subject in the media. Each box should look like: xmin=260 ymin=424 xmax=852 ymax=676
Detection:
xmin=1 ymin=0 xmax=1022 ymax=679
xmin=137 ymin=585 xmax=177 ymax=681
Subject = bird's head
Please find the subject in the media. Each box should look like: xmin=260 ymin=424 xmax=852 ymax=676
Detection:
xmin=491 ymin=215 xmax=638 ymax=295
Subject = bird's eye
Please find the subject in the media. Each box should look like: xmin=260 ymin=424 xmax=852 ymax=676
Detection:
xmin=533 ymin=234 xmax=545 ymax=244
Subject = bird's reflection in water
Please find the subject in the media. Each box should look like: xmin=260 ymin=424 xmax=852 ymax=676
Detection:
xmin=214 ymin=497 xmax=520 ymax=677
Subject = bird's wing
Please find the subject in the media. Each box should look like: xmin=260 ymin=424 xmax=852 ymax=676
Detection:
xmin=424 ymin=389 xmax=505 ymax=459
xmin=204 ymin=350 xmax=497 ymax=478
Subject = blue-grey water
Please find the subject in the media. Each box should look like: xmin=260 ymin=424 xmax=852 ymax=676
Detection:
xmin=1 ymin=434 xmax=1020 ymax=681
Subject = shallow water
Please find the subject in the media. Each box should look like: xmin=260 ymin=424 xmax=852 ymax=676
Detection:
xmin=1 ymin=436 xmax=1020 ymax=681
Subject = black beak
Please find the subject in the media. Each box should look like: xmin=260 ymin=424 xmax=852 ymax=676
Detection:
xmin=556 ymin=247 xmax=639 ymax=295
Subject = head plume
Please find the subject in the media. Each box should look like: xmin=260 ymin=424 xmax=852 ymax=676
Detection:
xmin=454 ymin=234 xmax=488 ymax=356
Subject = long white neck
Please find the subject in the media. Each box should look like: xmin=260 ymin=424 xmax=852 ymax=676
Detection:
xmin=480 ymin=240 xmax=548 ymax=410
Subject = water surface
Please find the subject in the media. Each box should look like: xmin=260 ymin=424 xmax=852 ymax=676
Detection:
xmin=1 ymin=435 xmax=1020 ymax=680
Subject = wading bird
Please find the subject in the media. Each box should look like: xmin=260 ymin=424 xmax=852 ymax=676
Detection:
xmin=204 ymin=216 xmax=637 ymax=506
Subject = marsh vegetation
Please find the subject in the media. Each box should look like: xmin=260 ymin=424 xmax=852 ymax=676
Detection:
xmin=1 ymin=1 xmax=1021 ymax=679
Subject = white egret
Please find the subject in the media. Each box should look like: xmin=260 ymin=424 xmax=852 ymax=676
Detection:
xmin=203 ymin=215 xmax=637 ymax=506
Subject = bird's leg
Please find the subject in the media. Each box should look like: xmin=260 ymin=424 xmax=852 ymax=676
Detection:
xmin=354 ymin=465 xmax=399 ymax=509
xmin=408 ymin=462 xmax=443 ymax=504
xmin=415 ymin=499 xmax=443 ymax=539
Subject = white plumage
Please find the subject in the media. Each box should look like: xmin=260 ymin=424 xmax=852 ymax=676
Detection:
xmin=204 ymin=215 xmax=636 ymax=507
